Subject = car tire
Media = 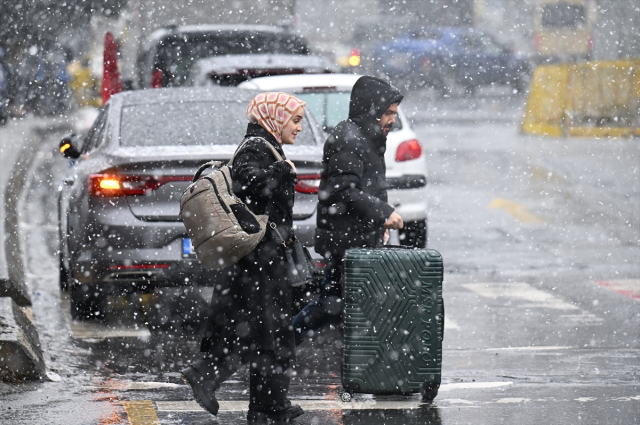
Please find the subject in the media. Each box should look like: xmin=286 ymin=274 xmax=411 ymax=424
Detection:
xmin=70 ymin=282 xmax=106 ymax=321
xmin=439 ymin=72 xmax=464 ymax=98
xmin=399 ymin=220 xmax=427 ymax=248
xmin=513 ymin=70 xmax=531 ymax=94
xmin=421 ymin=383 xmax=440 ymax=402
xmin=59 ymin=253 xmax=70 ymax=292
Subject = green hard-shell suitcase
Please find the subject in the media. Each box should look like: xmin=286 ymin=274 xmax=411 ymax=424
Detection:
xmin=341 ymin=247 xmax=444 ymax=402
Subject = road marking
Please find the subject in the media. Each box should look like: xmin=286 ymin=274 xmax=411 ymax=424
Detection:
xmin=463 ymin=282 xmax=579 ymax=310
xmin=494 ymin=397 xmax=530 ymax=404
xmin=155 ymin=382 xmax=514 ymax=413
xmin=68 ymin=319 xmax=151 ymax=340
xmin=61 ymin=297 xmax=151 ymax=340
xmin=439 ymin=382 xmax=513 ymax=391
xmin=122 ymin=400 xmax=160 ymax=425
xmin=444 ymin=319 xmax=460 ymax=330
xmin=594 ymin=279 xmax=640 ymax=300
xmin=156 ymin=399 xmax=429 ymax=412
xmin=484 ymin=346 xmax=571 ymax=351
xmin=489 ymin=198 xmax=545 ymax=224
xmin=86 ymin=382 xmax=184 ymax=391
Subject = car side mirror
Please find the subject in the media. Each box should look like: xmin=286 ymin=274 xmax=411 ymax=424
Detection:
xmin=59 ymin=133 xmax=82 ymax=159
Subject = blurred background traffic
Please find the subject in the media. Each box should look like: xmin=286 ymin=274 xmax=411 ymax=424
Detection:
xmin=1 ymin=0 xmax=639 ymax=122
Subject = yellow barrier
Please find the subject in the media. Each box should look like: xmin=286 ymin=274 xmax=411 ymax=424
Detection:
xmin=67 ymin=61 xmax=102 ymax=108
xmin=521 ymin=59 xmax=640 ymax=138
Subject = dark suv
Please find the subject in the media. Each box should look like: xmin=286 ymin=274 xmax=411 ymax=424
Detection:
xmin=137 ymin=25 xmax=311 ymax=89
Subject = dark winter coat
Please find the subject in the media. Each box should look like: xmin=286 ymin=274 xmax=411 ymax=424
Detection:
xmin=314 ymin=76 xmax=404 ymax=257
xmin=201 ymin=123 xmax=298 ymax=360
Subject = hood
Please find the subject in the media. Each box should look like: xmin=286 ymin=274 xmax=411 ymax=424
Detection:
xmin=348 ymin=76 xmax=403 ymax=121
xmin=347 ymin=76 xmax=403 ymax=149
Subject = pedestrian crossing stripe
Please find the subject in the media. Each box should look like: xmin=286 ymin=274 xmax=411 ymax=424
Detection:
xmin=594 ymin=279 xmax=640 ymax=300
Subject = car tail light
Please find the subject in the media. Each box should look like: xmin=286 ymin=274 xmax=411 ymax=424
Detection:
xmin=395 ymin=139 xmax=422 ymax=162
xmin=534 ymin=33 xmax=541 ymax=52
xmin=295 ymin=174 xmax=321 ymax=194
xmin=421 ymin=57 xmax=431 ymax=67
xmin=88 ymin=174 xmax=191 ymax=197
xmin=587 ymin=35 xmax=593 ymax=51
xmin=151 ymin=69 xmax=163 ymax=88
xmin=348 ymin=49 xmax=361 ymax=67
xmin=107 ymin=264 xmax=170 ymax=271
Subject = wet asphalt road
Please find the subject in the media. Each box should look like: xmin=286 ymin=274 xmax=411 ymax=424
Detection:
xmin=1 ymin=89 xmax=639 ymax=424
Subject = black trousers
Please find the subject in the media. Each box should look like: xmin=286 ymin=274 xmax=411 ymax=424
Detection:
xmin=292 ymin=254 xmax=344 ymax=345
xmin=194 ymin=344 xmax=291 ymax=411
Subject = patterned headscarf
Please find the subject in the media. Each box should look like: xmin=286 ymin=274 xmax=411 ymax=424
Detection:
xmin=246 ymin=92 xmax=306 ymax=143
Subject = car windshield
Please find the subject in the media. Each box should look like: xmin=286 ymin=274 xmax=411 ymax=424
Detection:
xmin=119 ymin=101 xmax=317 ymax=147
xmin=541 ymin=3 xmax=586 ymax=28
xmin=296 ymin=91 xmax=403 ymax=133
xmin=157 ymin=32 xmax=310 ymax=87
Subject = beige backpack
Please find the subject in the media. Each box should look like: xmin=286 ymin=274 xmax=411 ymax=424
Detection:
xmin=180 ymin=137 xmax=282 ymax=270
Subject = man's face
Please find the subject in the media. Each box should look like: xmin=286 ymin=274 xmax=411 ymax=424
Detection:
xmin=379 ymin=103 xmax=398 ymax=135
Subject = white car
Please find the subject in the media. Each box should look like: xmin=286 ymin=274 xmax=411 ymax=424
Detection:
xmin=239 ymin=74 xmax=429 ymax=247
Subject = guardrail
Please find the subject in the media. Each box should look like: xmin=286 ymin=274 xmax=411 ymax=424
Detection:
xmin=521 ymin=60 xmax=640 ymax=138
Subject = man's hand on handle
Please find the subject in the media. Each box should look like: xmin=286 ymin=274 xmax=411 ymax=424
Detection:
xmin=383 ymin=212 xmax=403 ymax=229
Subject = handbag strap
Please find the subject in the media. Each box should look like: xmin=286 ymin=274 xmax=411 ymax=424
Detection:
xmin=229 ymin=136 xmax=283 ymax=167
xmin=230 ymin=136 xmax=289 ymax=228
xmin=269 ymin=224 xmax=296 ymax=246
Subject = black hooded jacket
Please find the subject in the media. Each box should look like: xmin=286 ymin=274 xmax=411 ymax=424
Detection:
xmin=314 ymin=76 xmax=404 ymax=257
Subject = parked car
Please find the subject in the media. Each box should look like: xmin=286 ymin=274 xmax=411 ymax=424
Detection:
xmin=373 ymin=27 xmax=531 ymax=94
xmin=0 ymin=47 xmax=8 ymax=124
xmin=239 ymin=74 xmax=429 ymax=248
xmin=58 ymin=86 xmax=325 ymax=320
xmin=137 ymin=25 xmax=313 ymax=89
xmin=188 ymin=54 xmax=336 ymax=87
xmin=534 ymin=0 xmax=592 ymax=63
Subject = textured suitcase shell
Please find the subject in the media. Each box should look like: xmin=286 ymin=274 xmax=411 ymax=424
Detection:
xmin=342 ymin=247 xmax=444 ymax=395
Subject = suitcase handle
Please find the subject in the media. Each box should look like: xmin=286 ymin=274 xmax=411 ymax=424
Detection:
xmin=378 ymin=245 xmax=443 ymax=260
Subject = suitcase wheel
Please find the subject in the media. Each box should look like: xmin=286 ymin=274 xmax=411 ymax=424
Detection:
xmin=339 ymin=390 xmax=352 ymax=402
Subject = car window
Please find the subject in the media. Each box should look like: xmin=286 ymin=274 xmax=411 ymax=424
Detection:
xmin=296 ymin=91 xmax=403 ymax=132
xmin=409 ymin=31 xmax=442 ymax=41
xmin=82 ymin=106 xmax=109 ymax=153
xmin=119 ymin=101 xmax=317 ymax=147
xmin=479 ymin=35 xmax=504 ymax=55
xmin=157 ymin=32 xmax=310 ymax=87
xmin=541 ymin=3 xmax=586 ymax=28
xmin=461 ymin=35 xmax=483 ymax=51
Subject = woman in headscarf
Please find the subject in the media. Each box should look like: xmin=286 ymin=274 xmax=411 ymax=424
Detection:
xmin=181 ymin=92 xmax=306 ymax=423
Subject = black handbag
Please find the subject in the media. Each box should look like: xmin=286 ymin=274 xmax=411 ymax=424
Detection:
xmin=270 ymin=224 xmax=314 ymax=287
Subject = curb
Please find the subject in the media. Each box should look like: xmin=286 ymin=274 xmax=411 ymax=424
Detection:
xmin=0 ymin=297 xmax=45 ymax=381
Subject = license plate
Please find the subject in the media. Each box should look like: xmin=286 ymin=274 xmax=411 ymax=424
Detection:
xmin=182 ymin=238 xmax=196 ymax=258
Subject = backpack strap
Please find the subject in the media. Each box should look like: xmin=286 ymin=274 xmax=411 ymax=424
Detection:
xmin=228 ymin=136 xmax=283 ymax=167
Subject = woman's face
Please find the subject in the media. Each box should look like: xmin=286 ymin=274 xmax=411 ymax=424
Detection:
xmin=281 ymin=107 xmax=304 ymax=145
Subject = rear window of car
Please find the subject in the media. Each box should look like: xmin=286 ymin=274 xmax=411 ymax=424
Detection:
xmin=296 ymin=91 xmax=403 ymax=133
xmin=156 ymin=32 xmax=310 ymax=87
xmin=541 ymin=3 xmax=586 ymax=28
xmin=119 ymin=101 xmax=317 ymax=147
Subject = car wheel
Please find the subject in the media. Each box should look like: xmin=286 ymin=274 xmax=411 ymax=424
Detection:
xmin=421 ymin=383 xmax=440 ymax=402
xmin=70 ymin=282 xmax=106 ymax=321
xmin=59 ymin=253 xmax=70 ymax=292
xmin=514 ymin=70 xmax=531 ymax=94
xmin=399 ymin=220 xmax=427 ymax=248
xmin=439 ymin=72 xmax=464 ymax=98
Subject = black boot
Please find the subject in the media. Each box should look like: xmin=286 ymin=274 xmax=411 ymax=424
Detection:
xmin=180 ymin=357 xmax=234 ymax=416
xmin=247 ymin=353 xmax=303 ymax=423
xmin=247 ymin=401 xmax=304 ymax=423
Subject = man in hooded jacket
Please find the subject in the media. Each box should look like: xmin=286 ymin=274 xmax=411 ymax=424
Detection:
xmin=293 ymin=76 xmax=404 ymax=344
